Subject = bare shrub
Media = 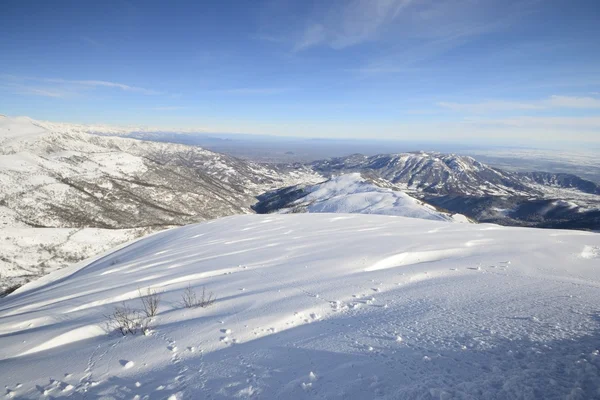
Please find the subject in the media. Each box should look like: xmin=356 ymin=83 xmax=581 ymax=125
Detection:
xmin=139 ymin=288 xmax=161 ymax=318
xmin=199 ymin=285 xmax=216 ymax=308
xmin=181 ymin=284 xmax=197 ymax=308
xmin=181 ymin=285 xmax=215 ymax=308
xmin=105 ymin=302 xmax=151 ymax=335
xmin=0 ymin=283 xmax=21 ymax=298
xmin=139 ymin=315 xmax=152 ymax=336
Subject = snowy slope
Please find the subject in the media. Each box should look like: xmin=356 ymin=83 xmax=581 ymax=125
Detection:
xmin=257 ymin=173 xmax=470 ymax=222
xmin=0 ymin=116 xmax=47 ymax=145
xmin=0 ymin=116 xmax=320 ymax=289
xmin=312 ymin=152 xmax=600 ymax=230
xmin=1 ymin=214 xmax=599 ymax=399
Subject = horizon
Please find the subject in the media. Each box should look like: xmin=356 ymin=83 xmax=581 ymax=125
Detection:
xmin=1 ymin=0 xmax=600 ymax=145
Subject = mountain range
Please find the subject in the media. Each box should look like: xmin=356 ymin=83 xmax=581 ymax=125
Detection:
xmin=0 ymin=116 xmax=319 ymax=291
xmin=310 ymin=152 xmax=600 ymax=230
xmin=1 ymin=116 xmax=599 ymax=293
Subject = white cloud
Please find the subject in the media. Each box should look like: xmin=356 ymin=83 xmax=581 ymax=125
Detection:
xmin=464 ymin=116 xmax=600 ymax=129
xmin=294 ymin=0 xmax=414 ymax=51
xmin=545 ymin=95 xmax=600 ymax=109
xmin=0 ymin=74 xmax=160 ymax=96
xmin=215 ymin=87 xmax=290 ymax=95
xmin=438 ymin=100 xmax=543 ymax=113
xmin=81 ymin=36 xmax=103 ymax=47
xmin=294 ymin=24 xmax=327 ymax=52
xmin=439 ymin=95 xmax=600 ymax=113
xmin=42 ymin=78 xmax=161 ymax=95
xmin=15 ymin=86 xmax=68 ymax=98
xmin=147 ymin=106 xmax=187 ymax=111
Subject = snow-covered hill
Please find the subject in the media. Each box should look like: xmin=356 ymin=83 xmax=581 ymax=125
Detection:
xmin=255 ymin=173 xmax=470 ymax=222
xmin=0 ymin=116 xmax=320 ymax=290
xmin=1 ymin=214 xmax=599 ymax=399
xmin=313 ymin=152 xmax=600 ymax=230
xmin=312 ymin=152 xmax=535 ymax=196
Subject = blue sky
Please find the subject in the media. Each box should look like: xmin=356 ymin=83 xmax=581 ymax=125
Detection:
xmin=1 ymin=0 xmax=599 ymax=145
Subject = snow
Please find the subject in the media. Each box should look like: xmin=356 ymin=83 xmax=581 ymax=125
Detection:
xmin=0 ymin=115 xmax=322 ymax=287
xmin=581 ymin=245 xmax=600 ymax=259
xmin=0 ymin=227 xmax=148 ymax=287
xmin=0 ymin=115 xmax=47 ymax=144
xmin=1 ymin=213 xmax=600 ymax=399
xmin=283 ymin=173 xmax=469 ymax=222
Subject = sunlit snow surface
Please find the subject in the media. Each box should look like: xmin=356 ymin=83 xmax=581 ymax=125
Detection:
xmin=280 ymin=173 xmax=471 ymax=222
xmin=0 ymin=115 xmax=322 ymax=287
xmin=1 ymin=214 xmax=600 ymax=399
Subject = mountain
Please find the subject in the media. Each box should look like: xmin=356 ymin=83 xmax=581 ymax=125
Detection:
xmin=254 ymin=173 xmax=471 ymax=223
xmin=518 ymin=171 xmax=600 ymax=194
xmin=312 ymin=152 xmax=600 ymax=230
xmin=1 ymin=214 xmax=599 ymax=399
xmin=312 ymin=152 xmax=536 ymax=196
xmin=0 ymin=116 xmax=320 ymax=291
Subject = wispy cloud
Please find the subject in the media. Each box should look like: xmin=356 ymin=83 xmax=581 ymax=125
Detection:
xmin=42 ymin=78 xmax=161 ymax=95
xmin=346 ymin=66 xmax=421 ymax=74
xmin=439 ymin=100 xmax=544 ymax=113
xmin=0 ymin=74 xmax=161 ymax=97
xmin=546 ymin=95 xmax=600 ymax=109
xmin=147 ymin=106 xmax=188 ymax=111
xmin=251 ymin=33 xmax=288 ymax=44
xmin=287 ymin=0 xmax=535 ymax=56
xmin=81 ymin=36 xmax=104 ymax=48
xmin=214 ymin=87 xmax=291 ymax=95
xmin=293 ymin=0 xmax=414 ymax=51
xmin=340 ymin=0 xmax=537 ymax=74
xmin=5 ymin=85 xmax=68 ymax=98
xmin=439 ymin=95 xmax=600 ymax=113
xmin=465 ymin=116 xmax=600 ymax=130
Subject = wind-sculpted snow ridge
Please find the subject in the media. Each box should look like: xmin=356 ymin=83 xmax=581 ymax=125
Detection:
xmin=0 ymin=116 xmax=321 ymax=289
xmin=1 ymin=214 xmax=599 ymax=399
xmin=254 ymin=173 xmax=471 ymax=222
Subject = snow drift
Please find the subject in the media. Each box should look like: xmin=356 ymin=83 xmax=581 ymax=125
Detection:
xmin=1 ymin=214 xmax=600 ymax=399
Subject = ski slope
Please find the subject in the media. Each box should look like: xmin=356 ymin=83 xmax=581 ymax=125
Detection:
xmin=1 ymin=214 xmax=600 ymax=399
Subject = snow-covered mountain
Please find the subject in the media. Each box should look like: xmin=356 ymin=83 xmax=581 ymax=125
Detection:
xmin=312 ymin=152 xmax=600 ymax=230
xmin=0 ymin=116 xmax=320 ymax=291
xmin=254 ymin=173 xmax=470 ymax=223
xmin=85 ymin=129 xmax=600 ymax=230
xmin=2 ymin=115 xmax=599 ymax=292
xmin=1 ymin=214 xmax=599 ymax=399
xmin=519 ymin=171 xmax=600 ymax=194
xmin=312 ymin=152 xmax=536 ymax=196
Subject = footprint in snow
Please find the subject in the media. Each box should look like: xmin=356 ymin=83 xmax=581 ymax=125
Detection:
xmin=62 ymin=384 xmax=74 ymax=392
xmin=120 ymin=360 xmax=135 ymax=369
